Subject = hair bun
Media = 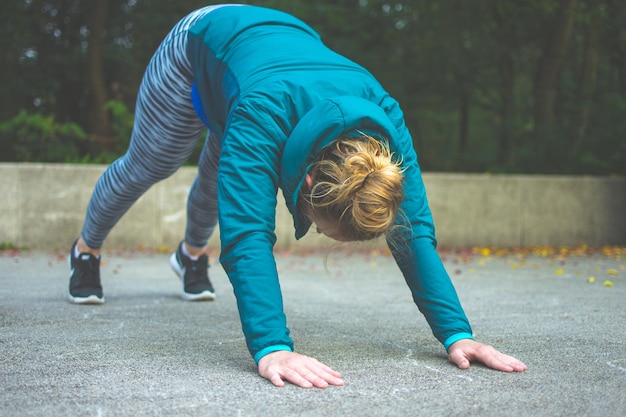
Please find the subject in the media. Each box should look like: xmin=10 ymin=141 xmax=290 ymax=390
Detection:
xmin=304 ymin=134 xmax=405 ymax=241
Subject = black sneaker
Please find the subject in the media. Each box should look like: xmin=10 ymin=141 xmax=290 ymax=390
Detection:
xmin=68 ymin=240 xmax=104 ymax=304
xmin=170 ymin=242 xmax=215 ymax=301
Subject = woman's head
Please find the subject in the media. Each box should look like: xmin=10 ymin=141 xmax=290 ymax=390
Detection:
xmin=300 ymin=134 xmax=404 ymax=241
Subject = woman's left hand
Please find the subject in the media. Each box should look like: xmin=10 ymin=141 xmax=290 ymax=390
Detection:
xmin=447 ymin=339 xmax=527 ymax=372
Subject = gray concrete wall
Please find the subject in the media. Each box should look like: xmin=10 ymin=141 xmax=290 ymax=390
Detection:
xmin=1 ymin=163 xmax=624 ymax=250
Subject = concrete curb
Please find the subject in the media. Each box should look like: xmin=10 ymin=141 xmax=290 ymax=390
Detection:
xmin=1 ymin=163 xmax=624 ymax=250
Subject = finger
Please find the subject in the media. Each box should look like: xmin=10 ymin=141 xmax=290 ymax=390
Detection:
xmin=281 ymin=368 xmax=315 ymax=389
xmin=268 ymin=372 xmax=286 ymax=387
xmin=286 ymin=362 xmax=344 ymax=389
xmin=478 ymin=350 xmax=527 ymax=373
xmin=448 ymin=348 xmax=471 ymax=370
xmin=454 ymin=357 xmax=471 ymax=370
xmin=450 ymin=355 xmax=470 ymax=369
xmin=307 ymin=373 xmax=329 ymax=389
xmin=303 ymin=367 xmax=344 ymax=388
xmin=304 ymin=360 xmax=344 ymax=383
xmin=512 ymin=360 xmax=528 ymax=372
xmin=317 ymin=363 xmax=343 ymax=379
xmin=289 ymin=366 xmax=337 ymax=389
xmin=493 ymin=355 xmax=527 ymax=372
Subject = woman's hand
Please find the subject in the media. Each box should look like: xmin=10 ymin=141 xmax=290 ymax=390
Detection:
xmin=448 ymin=339 xmax=527 ymax=372
xmin=257 ymin=350 xmax=344 ymax=388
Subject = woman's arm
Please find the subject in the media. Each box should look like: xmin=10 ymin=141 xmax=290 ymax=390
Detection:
xmin=218 ymin=106 xmax=346 ymax=386
xmin=217 ymin=107 xmax=294 ymax=360
xmin=383 ymin=97 xmax=526 ymax=372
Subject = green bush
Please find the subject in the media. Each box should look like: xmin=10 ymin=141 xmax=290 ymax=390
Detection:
xmin=104 ymin=100 xmax=134 ymax=156
xmin=0 ymin=110 xmax=86 ymax=163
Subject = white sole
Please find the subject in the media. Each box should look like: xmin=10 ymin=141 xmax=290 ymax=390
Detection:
xmin=181 ymin=291 xmax=216 ymax=301
xmin=68 ymin=294 xmax=105 ymax=304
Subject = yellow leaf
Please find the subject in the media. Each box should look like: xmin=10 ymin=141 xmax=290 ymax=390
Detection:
xmin=156 ymin=246 xmax=171 ymax=254
xmin=587 ymin=277 xmax=595 ymax=283
xmin=604 ymin=280 xmax=614 ymax=287
xmin=556 ymin=268 xmax=564 ymax=275
xmin=606 ymin=269 xmax=618 ymax=275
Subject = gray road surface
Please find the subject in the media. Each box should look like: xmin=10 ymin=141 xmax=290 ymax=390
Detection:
xmin=1 ymin=247 xmax=625 ymax=416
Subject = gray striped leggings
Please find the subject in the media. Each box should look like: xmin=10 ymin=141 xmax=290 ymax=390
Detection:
xmin=81 ymin=5 xmax=234 ymax=249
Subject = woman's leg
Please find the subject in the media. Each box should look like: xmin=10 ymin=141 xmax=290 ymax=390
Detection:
xmin=184 ymin=132 xmax=221 ymax=250
xmin=80 ymin=7 xmax=217 ymax=251
xmin=70 ymin=5 xmax=231 ymax=303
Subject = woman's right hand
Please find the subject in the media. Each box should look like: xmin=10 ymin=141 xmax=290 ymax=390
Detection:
xmin=257 ymin=350 xmax=344 ymax=388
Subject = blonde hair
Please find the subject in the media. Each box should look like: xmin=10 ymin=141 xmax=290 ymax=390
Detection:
xmin=302 ymin=134 xmax=404 ymax=241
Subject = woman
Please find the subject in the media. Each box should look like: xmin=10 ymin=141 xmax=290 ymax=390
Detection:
xmin=68 ymin=4 xmax=527 ymax=389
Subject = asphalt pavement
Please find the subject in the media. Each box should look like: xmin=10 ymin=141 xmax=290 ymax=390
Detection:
xmin=1 ymin=246 xmax=625 ymax=417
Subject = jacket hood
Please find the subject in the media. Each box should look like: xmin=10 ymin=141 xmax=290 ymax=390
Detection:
xmin=280 ymin=95 xmax=399 ymax=239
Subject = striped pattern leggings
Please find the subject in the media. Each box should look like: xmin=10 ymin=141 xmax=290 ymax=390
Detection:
xmin=81 ymin=5 xmax=235 ymax=249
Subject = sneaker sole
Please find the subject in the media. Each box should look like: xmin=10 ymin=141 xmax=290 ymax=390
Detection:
xmin=169 ymin=253 xmax=216 ymax=302
xmin=68 ymin=294 xmax=105 ymax=304
xmin=181 ymin=290 xmax=216 ymax=301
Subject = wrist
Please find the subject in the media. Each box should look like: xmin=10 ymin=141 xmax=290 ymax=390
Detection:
xmin=254 ymin=344 xmax=293 ymax=365
xmin=443 ymin=332 xmax=474 ymax=351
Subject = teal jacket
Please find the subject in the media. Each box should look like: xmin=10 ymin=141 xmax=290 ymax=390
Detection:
xmin=186 ymin=5 xmax=473 ymax=363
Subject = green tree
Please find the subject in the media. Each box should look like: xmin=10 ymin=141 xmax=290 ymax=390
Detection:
xmin=0 ymin=0 xmax=624 ymax=174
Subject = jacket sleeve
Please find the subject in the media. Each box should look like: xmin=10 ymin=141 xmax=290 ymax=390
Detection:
xmin=217 ymin=104 xmax=294 ymax=361
xmin=382 ymin=98 xmax=474 ymax=350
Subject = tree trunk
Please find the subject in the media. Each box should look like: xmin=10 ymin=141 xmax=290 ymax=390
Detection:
xmin=491 ymin=2 xmax=515 ymax=166
xmin=496 ymin=54 xmax=515 ymax=166
xmin=533 ymin=0 xmax=577 ymax=138
xmin=571 ymin=0 xmax=601 ymax=156
xmin=457 ymin=85 xmax=470 ymax=170
xmin=87 ymin=0 xmax=111 ymax=145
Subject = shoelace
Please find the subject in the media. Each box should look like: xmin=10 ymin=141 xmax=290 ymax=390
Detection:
xmin=186 ymin=256 xmax=208 ymax=285
xmin=78 ymin=255 xmax=101 ymax=286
